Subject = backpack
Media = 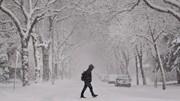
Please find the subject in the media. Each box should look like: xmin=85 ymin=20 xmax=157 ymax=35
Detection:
xmin=81 ymin=71 xmax=86 ymax=81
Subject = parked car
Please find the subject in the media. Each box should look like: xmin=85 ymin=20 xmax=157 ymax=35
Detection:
xmin=115 ymin=75 xmax=131 ymax=87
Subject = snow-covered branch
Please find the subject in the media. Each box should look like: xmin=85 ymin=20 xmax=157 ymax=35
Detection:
xmin=143 ymin=0 xmax=180 ymax=21
xmin=135 ymin=43 xmax=143 ymax=57
xmin=32 ymin=6 xmax=43 ymax=12
xmin=58 ymin=25 xmax=76 ymax=50
xmin=26 ymin=11 xmax=47 ymax=41
xmin=0 ymin=2 xmax=23 ymax=38
xmin=154 ymin=30 xmax=165 ymax=42
xmin=0 ymin=20 xmax=12 ymax=24
xmin=136 ymin=35 xmax=153 ymax=44
xmin=0 ymin=27 xmax=15 ymax=32
xmin=47 ymin=0 xmax=57 ymax=5
xmin=164 ymin=0 xmax=180 ymax=9
xmin=12 ymin=0 xmax=21 ymax=7
xmin=33 ymin=0 xmax=39 ymax=8
xmin=106 ymin=0 xmax=140 ymax=22
xmin=51 ymin=6 xmax=69 ymax=14
xmin=36 ymin=40 xmax=51 ymax=49
xmin=12 ymin=0 xmax=29 ymax=23
xmin=29 ymin=0 xmax=33 ymax=14
xmin=56 ymin=14 xmax=79 ymax=23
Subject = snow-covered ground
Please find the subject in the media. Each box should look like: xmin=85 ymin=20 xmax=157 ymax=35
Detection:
xmin=0 ymin=79 xmax=180 ymax=101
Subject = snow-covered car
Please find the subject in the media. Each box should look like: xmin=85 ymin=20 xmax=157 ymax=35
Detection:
xmin=115 ymin=75 xmax=131 ymax=87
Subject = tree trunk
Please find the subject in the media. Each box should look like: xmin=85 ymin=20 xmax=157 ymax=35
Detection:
xmin=154 ymin=44 xmax=166 ymax=90
xmin=139 ymin=56 xmax=146 ymax=85
xmin=49 ymin=16 xmax=55 ymax=84
xmin=42 ymin=47 xmax=50 ymax=81
xmin=21 ymin=39 xmax=29 ymax=86
xmin=55 ymin=63 xmax=58 ymax=79
xmin=32 ymin=36 xmax=38 ymax=69
xmin=135 ymin=55 xmax=139 ymax=85
xmin=154 ymin=65 xmax=158 ymax=88
xmin=32 ymin=36 xmax=41 ymax=83
xmin=177 ymin=69 xmax=180 ymax=84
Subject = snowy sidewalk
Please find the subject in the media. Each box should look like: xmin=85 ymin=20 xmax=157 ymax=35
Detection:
xmin=0 ymin=79 xmax=180 ymax=101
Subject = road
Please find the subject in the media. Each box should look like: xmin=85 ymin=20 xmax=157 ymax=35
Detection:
xmin=0 ymin=79 xmax=180 ymax=101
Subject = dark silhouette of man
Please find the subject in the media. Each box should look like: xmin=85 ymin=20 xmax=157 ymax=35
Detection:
xmin=80 ymin=64 xmax=98 ymax=98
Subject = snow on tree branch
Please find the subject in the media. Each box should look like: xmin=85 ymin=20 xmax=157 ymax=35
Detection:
xmin=143 ymin=0 xmax=180 ymax=21
xmin=47 ymin=0 xmax=57 ymax=5
xmin=33 ymin=0 xmax=39 ymax=8
xmin=12 ymin=0 xmax=21 ymax=7
xmin=26 ymin=10 xmax=49 ymax=41
xmin=106 ymin=0 xmax=140 ymax=22
xmin=12 ymin=0 xmax=29 ymax=23
xmin=0 ymin=2 xmax=23 ymax=38
xmin=58 ymin=23 xmax=77 ymax=50
xmin=56 ymin=14 xmax=81 ymax=23
xmin=29 ymin=0 xmax=33 ymax=14
xmin=154 ymin=30 xmax=167 ymax=42
xmin=143 ymin=0 xmax=169 ymax=12
xmin=50 ymin=6 xmax=69 ymax=14
xmin=36 ymin=41 xmax=50 ymax=49
xmin=136 ymin=34 xmax=153 ymax=44
xmin=164 ymin=0 xmax=180 ymax=9
xmin=0 ymin=27 xmax=15 ymax=32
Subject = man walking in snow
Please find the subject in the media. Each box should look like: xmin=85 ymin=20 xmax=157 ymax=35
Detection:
xmin=80 ymin=64 xmax=98 ymax=98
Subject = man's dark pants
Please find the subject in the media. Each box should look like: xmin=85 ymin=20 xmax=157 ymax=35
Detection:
xmin=81 ymin=81 xmax=95 ymax=96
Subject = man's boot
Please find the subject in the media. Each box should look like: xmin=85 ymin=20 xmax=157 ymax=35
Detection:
xmin=92 ymin=94 xmax=98 ymax=97
xmin=80 ymin=95 xmax=86 ymax=98
xmin=89 ymin=86 xmax=98 ymax=97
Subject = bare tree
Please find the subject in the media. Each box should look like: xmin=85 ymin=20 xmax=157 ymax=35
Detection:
xmin=135 ymin=43 xmax=147 ymax=85
xmin=137 ymin=14 xmax=166 ymax=89
xmin=134 ymin=52 xmax=139 ymax=85
xmin=112 ymin=39 xmax=131 ymax=76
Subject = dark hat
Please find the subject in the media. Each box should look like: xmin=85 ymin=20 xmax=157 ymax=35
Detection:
xmin=89 ymin=64 xmax=94 ymax=69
